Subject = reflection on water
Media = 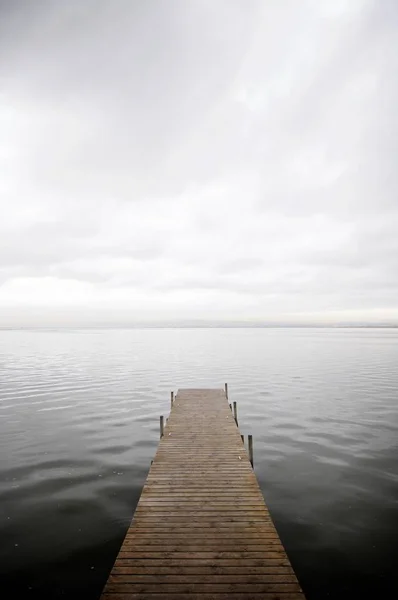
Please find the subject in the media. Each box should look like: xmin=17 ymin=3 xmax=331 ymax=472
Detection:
xmin=0 ymin=327 xmax=397 ymax=598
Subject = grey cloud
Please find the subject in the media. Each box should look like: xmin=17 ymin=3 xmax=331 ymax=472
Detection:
xmin=1 ymin=1 xmax=260 ymax=189
xmin=0 ymin=0 xmax=398 ymax=324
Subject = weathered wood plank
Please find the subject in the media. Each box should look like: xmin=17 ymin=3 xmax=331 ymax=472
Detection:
xmin=126 ymin=525 xmax=279 ymax=531
xmin=100 ymin=388 xmax=305 ymax=599
xmin=123 ymin=536 xmax=282 ymax=543
xmin=114 ymin=558 xmax=292 ymax=567
xmin=111 ymin=567 xmax=296 ymax=576
xmin=108 ymin=573 xmax=296 ymax=592
xmin=104 ymin=583 xmax=302 ymax=593
xmin=123 ymin=535 xmax=280 ymax=540
xmin=102 ymin=594 xmax=305 ymax=600
xmin=117 ymin=552 xmax=288 ymax=560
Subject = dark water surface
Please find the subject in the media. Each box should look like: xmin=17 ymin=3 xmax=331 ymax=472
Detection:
xmin=0 ymin=327 xmax=397 ymax=599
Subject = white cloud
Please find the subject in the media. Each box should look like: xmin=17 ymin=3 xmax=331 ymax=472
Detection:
xmin=0 ymin=0 xmax=397 ymax=325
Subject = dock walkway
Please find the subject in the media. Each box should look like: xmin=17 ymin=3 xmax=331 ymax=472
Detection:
xmin=101 ymin=388 xmax=305 ymax=599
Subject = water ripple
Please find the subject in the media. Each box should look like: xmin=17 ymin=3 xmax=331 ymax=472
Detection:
xmin=1 ymin=327 xmax=398 ymax=599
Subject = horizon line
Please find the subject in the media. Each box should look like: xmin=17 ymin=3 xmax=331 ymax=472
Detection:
xmin=1 ymin=322 xmax=398 ymax=330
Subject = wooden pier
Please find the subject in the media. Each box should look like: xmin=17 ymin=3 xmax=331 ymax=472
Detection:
xmin=100 ymin=388 xmax=305 ymax=599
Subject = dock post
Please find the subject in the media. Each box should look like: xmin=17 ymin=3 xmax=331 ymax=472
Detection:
xmin=233 ymin=401 xmax=238 ymax=426
xmin=229 ymin=403 xmax=232 ymax=411
xmin=241 ymin=434 xmax=244 ymax=444
xmin=248 ymin=434 xmax=254 ymax=467
xmin=160 ymin=416 xmax=164 ymax=438
xmin=171 ymin=391 xmax=174 ymax=408
xmin=225 ymin=383 xmax=228 ymax=399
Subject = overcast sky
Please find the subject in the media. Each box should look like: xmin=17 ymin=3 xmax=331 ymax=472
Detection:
xmin=1 ymin=0 xmax=397 ymax=325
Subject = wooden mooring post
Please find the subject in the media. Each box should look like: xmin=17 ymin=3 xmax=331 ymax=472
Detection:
xmin=248 ymin=433 xmax=254 ymax=467
xmin=159 ymin=415 xmax=164 ymax=438
xmin=233 ymin=400 xmax=238 ymax=425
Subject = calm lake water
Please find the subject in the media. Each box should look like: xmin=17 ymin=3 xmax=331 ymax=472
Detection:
xmin=0 ymin=327 xmax=397 ymax=599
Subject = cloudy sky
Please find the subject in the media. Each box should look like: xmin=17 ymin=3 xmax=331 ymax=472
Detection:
xmin=1 ymin=0 xmax=397 ymax=325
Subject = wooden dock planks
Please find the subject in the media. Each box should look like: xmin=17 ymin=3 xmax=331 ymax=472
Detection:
xmin=100 ymin=388 xmax=305 ymax=599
